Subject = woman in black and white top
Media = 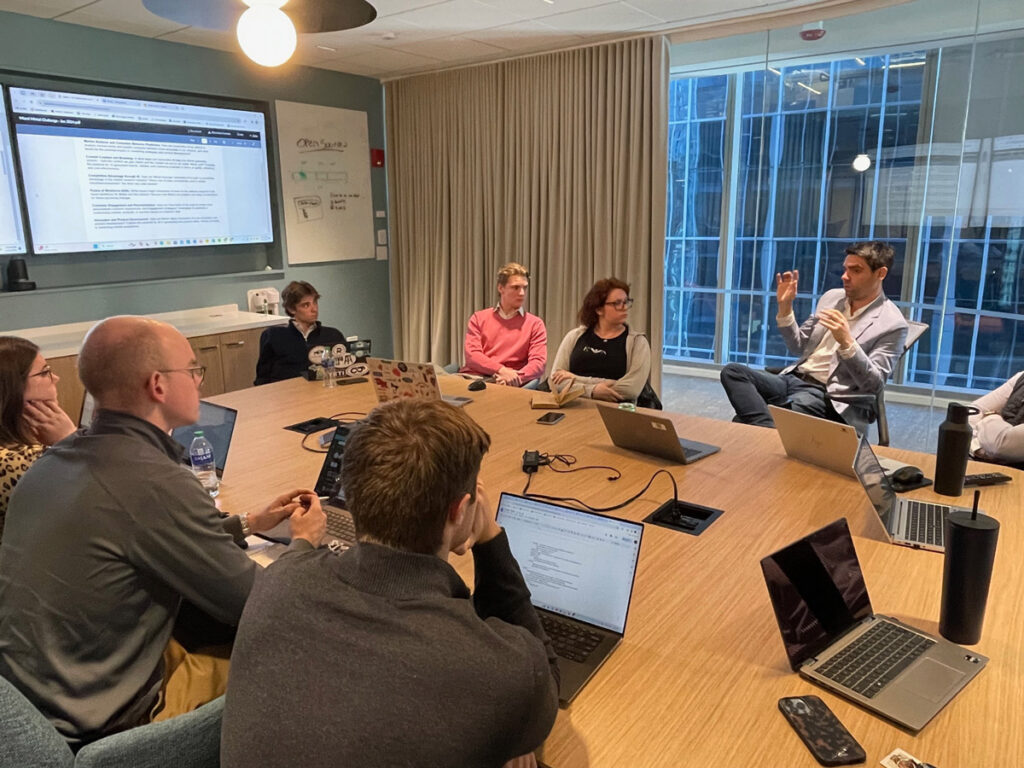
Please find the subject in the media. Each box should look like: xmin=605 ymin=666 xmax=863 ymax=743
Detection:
xmin=549 ymin=277 xmax=652 ymax=403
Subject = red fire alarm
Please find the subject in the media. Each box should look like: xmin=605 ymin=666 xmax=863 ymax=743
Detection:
xmin=370 ymin=148 xmax=385 ymax=167
xmin=800 ymin=22 xmax=826 ymax=41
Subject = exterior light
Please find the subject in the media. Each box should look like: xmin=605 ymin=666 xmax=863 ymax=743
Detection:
xmin=852 ymin=154 xmax=872 ymax=172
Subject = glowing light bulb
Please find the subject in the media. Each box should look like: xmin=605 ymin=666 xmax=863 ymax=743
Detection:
xmin=237 ymin=3 xmax=296 ymax=67
xmin=852 ymin=153 xmax=871 ymax=172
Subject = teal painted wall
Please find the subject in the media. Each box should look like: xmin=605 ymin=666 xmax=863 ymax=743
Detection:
xmin=0 ymin=11 xmax=392 ymax=354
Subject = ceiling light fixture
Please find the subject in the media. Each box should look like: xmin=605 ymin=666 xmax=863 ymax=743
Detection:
xmin=237 ymin=0 xmax=297 ymax=67
xmin=796 ymin=82 xmax=821 ymax=95
xmin=852 ymin=153 xmax=871 ymax=172
xmin=889 ymin=61 xmax=926 ymax=69
xmin=854 ymin=57 xmax=867 ymax=66
xmin=768 ymin=67 xmax=782 ymax=75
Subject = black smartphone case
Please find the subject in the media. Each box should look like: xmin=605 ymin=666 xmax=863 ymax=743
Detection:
xmin=778 ymin=696 xmax=866 ymax=766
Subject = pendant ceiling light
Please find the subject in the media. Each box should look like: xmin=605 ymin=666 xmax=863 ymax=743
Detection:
xmin=142 ymin=0 xmax=377 ymax=68
xmin=237 ymin=0 xmax=297 ymax=67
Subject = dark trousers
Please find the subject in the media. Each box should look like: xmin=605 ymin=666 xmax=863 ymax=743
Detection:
xmin=719 ymin=363 xmax=843 ymax=427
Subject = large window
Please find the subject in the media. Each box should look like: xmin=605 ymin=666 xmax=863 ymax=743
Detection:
xmin=665 ymin=33 xmax=1024 ymax=394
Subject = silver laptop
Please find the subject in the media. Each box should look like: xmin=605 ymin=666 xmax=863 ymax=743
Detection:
xmin=366 ymin=357 xmax=471 ymax=407
xmin=171 ymin=401 xmax=239 ymax=479
xmin=853 ymin=435 xmax=978 ymax=553
xmin=761 ymin=518 xmax=987 ymax=731
xmin=597 ymin=404 xmax=719 ymax=464
xmin=496 ymin=493 xmax=643 ymax=707
xmin=769 ymin=405 xmax=908 ymax=476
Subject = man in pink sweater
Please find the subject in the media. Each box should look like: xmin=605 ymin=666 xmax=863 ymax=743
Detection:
xmin=460 ymin=263 xmax=547 ymax=387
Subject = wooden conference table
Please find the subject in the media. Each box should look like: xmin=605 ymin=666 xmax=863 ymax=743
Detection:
xmin=210 ymin=376 xmax=1024 ymax=768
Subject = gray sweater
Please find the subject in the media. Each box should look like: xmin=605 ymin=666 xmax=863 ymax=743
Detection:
xmin=221 ymin=533 xmax=560 ymax=768
xmin=0 ymin=410 xmax=256 ymax=746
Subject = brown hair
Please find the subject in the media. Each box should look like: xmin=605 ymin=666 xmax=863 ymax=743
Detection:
xmin=0 ymin=336 xmax=40 ymax=446
xmin=281 ymin=281 xmax=320 ymax=317
xmin=341 ymin=399 xmax=491 ymax=555
xmin=497 ymin=263 xmax=529 ymax=287
xmin=578 ymin=277 xmax=630 ymax=328
xmin=845 ymin=241 xmax=895 ymax=272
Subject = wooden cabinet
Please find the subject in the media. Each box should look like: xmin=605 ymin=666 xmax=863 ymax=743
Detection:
xmin=189 ymin=334 xmax=227 ymax=398
xmin=53 ymin=326 xmax=273 ymax=422
xmin=220 ymin=328 xmax=263 ymax=393
xmin=190 ymin=327 xmax=265 ymax=397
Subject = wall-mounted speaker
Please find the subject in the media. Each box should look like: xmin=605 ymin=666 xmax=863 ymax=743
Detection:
xmin=5 ymin=258 xmax=37 ymax=292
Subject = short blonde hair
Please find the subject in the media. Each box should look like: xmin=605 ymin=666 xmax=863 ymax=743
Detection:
xmin=497 ymin=263 xmax=529 ymax=286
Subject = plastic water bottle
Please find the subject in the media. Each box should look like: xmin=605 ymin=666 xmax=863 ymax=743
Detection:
xmin=189 ymin=431 xmax=219 ymax=497
xmin=323 ymin=355 xmax=336 ymax=389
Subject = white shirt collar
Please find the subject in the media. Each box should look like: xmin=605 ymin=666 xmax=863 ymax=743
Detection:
xmin=494 ymin=304 xmax=525 ymax=320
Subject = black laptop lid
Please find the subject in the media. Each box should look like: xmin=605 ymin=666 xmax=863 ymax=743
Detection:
xmin=171 ymin=401 xmax=238 ymax=476
xmin=760 ymin=518 xmax=873 ymax=670
xmin=852 ymin=435 xmax=897 ymax=530
xmin=314 ymin=422 xmax=360 ymax=501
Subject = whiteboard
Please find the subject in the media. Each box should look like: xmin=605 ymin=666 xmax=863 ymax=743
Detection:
xmin=275 ymin=100 xmax=375 ymax=264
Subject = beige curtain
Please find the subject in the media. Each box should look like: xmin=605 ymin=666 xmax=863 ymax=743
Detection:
xmin=386 ymin=36 xmax=669 ymax=391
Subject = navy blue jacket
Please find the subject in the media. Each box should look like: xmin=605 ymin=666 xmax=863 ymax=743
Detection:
xmin=254 ymin=321 xmax=348 ymax=385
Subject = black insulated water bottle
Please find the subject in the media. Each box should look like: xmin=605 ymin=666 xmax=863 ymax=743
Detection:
xmin=934 ymin=403 xmax=978 ymax=496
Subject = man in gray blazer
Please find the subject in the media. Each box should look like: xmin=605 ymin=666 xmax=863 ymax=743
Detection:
xmin=720 ymin=241 xmax=908 ymax=435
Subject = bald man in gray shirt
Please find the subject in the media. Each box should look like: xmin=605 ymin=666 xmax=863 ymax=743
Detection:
xmin=0 ymin=316 xmax=325 ymax=747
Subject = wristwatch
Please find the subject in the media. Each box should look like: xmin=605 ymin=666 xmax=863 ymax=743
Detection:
xmin=239 ymin=513 xmax=252 ymax=537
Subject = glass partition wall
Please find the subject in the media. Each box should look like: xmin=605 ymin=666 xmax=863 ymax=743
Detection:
xmin=664 ymin=0 xmax=1024 ymax=447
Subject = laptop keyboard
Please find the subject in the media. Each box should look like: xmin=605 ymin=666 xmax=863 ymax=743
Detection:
xmin=815 ymin=621 xmax=935 ymax=699
xmin=325 ymin=505 xmax=356 ymax=547
xmin=540 ymin=613 xmax=603 ymax=664
xmin=904 ymin=501 xmax=947 ymax=546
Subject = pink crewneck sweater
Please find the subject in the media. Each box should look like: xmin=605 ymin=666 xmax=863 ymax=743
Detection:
xmin=460 ymin=308 xmax=547 ymax=383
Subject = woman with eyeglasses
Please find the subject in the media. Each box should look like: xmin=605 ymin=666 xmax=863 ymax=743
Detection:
xmin=549 ymin=278 xmax=652 ymax=403
xmin=1 ymin=336 xmax=76 ymax=538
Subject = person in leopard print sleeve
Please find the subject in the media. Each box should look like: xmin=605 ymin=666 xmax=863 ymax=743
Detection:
xmin=0 ymin=336 xmax=76 ymax=540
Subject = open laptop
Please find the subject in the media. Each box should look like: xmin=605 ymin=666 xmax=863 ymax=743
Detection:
xmin=770 ymin=405 xmax=909 ymax=476
xmin=496 ymin=493 xmax=643 ymax=706
xmin=761 ymin=517 xmax=987 ymax=731
xmin=597 ymin=404 xmax=719 ymax=464
xmin=366 ymin=357 xmax=472 ymax=407
xmin=308 ymin=422 xmax=361 ymax=550
xmin=259 ymin=421 xmax=361 ymax=550
xmin=170 ymin=401 xmax=239 ymax=478
xmin=853 ymin=434 xmax=978 ymax=553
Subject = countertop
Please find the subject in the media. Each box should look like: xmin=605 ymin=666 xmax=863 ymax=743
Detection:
xmin=5 ymin=305 xmax=289 ymax=357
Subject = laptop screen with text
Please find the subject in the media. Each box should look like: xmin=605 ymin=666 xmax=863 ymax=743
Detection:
xmin=497 ymin=494 xmax=643 ymax=634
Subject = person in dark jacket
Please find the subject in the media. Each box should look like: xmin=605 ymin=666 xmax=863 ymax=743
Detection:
xmin=254 ymin=281 xmax=348 ymax=384
xmin=221 ymin=398 xmax=559 ymax=768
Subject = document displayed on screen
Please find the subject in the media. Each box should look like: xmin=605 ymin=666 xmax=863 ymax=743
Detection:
xmin=0 ymin=86 xmax=27 ymax=255
xmin=10 ymin=87 xmax=273 ymax=254
xmin=497 ymin=494 xmax=643 ymax=633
